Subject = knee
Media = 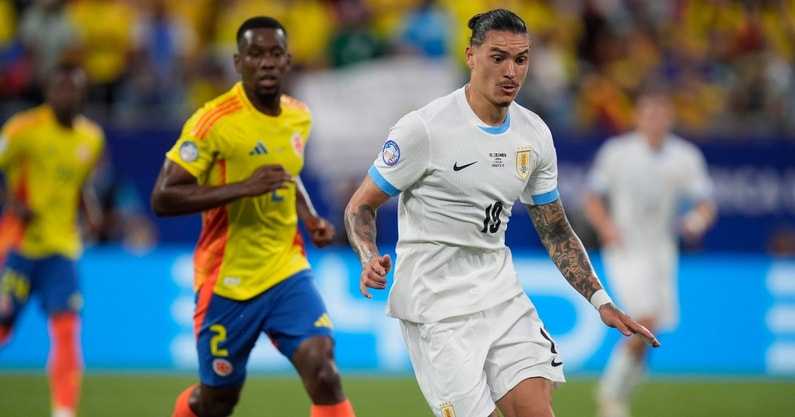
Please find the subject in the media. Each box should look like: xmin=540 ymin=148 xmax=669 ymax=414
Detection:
xmin=293 ymin=337 xmax=344 ymax=399
xmin=303 ymin=345 xmax=341 ymax=391
xmin=312 ymin=359 xmax=342 ymax=392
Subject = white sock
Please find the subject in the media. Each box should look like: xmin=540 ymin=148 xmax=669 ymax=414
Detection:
xmin=597 ymin=344 xmax=646 ymax=404
xmin=52 ymin=407 xmax=75 ymax=417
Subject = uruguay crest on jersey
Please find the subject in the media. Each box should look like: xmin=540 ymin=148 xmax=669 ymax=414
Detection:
xmin=516 ymin=146 xmax=532 ymax=179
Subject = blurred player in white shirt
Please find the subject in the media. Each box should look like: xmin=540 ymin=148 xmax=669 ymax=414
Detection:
xmin=345 ymin=8 xmax=660 ymax=417
xmin=584 ymin=87 xmax=716 ymax=417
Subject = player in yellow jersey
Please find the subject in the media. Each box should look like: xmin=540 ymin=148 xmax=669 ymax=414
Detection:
xmin=0 ymin=64 xmax=105 ymax=417
xmin=151 ymin=16 xmax=357 ymax=417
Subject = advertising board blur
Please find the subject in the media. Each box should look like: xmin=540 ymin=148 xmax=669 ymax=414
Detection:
xmin=1 ymin=246 xmax=792 ymax=377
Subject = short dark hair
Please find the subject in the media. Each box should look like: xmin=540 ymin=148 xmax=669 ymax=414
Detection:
xmin=467 ymin=9 xmax=528 ymax=47
xmin=236 ymin=16 xmax=287 ymax=45
xmin=50 ymin=62 xmax=84 ymax=78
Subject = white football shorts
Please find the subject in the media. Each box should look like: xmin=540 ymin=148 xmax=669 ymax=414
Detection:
xmin=603 ymin=245 xmax=679 ymax=330
xmin=399 ymin=293 xmax=566 ymax=417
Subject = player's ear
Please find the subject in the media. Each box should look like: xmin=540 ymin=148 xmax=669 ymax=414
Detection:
xmin=465 ymin=46 xmax=475 ymax=70
xmin=233 ymin=53 xmax=242 ymax=74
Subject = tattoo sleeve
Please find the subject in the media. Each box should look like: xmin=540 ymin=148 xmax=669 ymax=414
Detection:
xmin=344 ymin=203 xmax=379 ymax=264
xmin=526 ymin=199 xmax=603 ymax=301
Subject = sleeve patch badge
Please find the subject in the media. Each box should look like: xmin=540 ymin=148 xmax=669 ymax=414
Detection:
xmin=179 ymin=141 xmax=199 ymax=163
xmin=292 ymin=132 xmax=304 ymax=155
xmin=382 ymin=140 xmax=400 ymax=166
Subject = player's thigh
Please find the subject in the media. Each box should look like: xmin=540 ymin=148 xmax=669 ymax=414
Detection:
xmin=484 ymin=294 xmax=565 ymax=403
xmin=38 ymin=255 xmax=82 ymax=314
xmin=264 ymin=270 xmax=334 ymax=362
xmin=195 ymin=292 xmax=261 ymax=388
xmin=400 ymin=314 xmax=495 ymax=417
xmin=0 ymin=252 xmax=37 ymax=326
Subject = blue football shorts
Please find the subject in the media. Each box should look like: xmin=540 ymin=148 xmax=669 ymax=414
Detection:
xmin=0 ymin=251 xmax=81 ymax=326
xmin=195 ymin=269 xmax=334 ymax=387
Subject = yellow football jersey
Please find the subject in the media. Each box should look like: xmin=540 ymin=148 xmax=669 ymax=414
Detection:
xmin=166 ymin=82 xmax=313 ymax=300
xmin=0 ymin=105 xmax=105 ymax=259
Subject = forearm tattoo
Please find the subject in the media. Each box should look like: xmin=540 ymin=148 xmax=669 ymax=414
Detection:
xmin=527 ymin=200 xmax=601 ymax=300
xmin=345 ymin=204 xmax=378 ymax=264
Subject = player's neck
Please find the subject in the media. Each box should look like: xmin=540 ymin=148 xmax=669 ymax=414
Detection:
xmin=464 ymin=84 xmax=508 ymax=126
xmin=642 ymin=131 xmax=665 ymax=150
xmin=53 ymin=112 xmax=76 ymax=129
xmin=243 ymin=87 xmax=282 ymax=117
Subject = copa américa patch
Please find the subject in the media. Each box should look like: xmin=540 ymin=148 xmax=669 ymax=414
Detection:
xmin=382 ymin=140 xmax=400 ymax=166
xmin=179 ymin=141 xmax=199 ymax=162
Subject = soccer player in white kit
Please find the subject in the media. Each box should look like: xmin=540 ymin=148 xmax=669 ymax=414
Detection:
xmin=584 ymin=88 xmax=716 ymax=417
xmin=344 ymin=9 xmax=660 ymax=417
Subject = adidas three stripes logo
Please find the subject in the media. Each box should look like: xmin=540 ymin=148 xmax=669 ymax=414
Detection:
xmin=249 ymin=141 xmax=268 ymax=155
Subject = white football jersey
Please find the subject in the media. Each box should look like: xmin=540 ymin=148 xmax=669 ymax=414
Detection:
xmin=586 ymin=131 xmax=714 ymax=253
xmin=369 ymin=87 xmax=559 ymax=323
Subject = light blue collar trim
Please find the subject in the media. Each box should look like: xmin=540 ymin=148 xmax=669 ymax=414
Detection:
xmin=478 ymin=112 xmax=510 ymax=134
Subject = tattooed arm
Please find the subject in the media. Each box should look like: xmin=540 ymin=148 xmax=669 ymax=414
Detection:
xmin=526 ymin=199 xmax=603 ymax=301
xmin=526 ymin=199 xmax=661 ymax=347
xmin=344 ymin=175 xmax=393 ymax=299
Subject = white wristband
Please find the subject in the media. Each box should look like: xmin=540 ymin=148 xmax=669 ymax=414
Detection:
xmin=590 ymin=289 xmax=613 ymax=310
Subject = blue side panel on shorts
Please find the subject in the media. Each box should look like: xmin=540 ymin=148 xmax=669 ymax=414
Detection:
xmin=0 ymin=252 xmax=80 ymax=325
xmin=195 ymin=269 xmax=334 ymax=387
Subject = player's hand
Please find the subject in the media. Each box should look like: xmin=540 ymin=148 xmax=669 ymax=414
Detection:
xmin=598 ymin=303 xmax=661 ymax=348
xmin=680 ymin=210 xmax=708 ymax=243
xmin=243 ymin=165 xmax=293 ymax=196
xmin=360 ymin=254 xmax=392 ymax=299
xmin=306 ymin=217 xmax=335 ymax=248
xmin=598 ymin=224 xmax=622 ymax=248
xmin=6 ymin=199 xmax=34 ymax=223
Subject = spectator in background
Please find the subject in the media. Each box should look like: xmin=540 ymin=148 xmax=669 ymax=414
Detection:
xmin=117 ymin=0 xmax=199 ymax=125
xmin=16 ymin=0 xmax=79 ymax=103
xmin=67 ymin=0 xmax=138 ymax=119
xmin=327 ymin=0 xmax=386 ymax=68
xmin=0 ymin=64 xmax=105 ymax=417
xmin=516 ymin=0 xmax=582 ymax=130
xmin=0 ymin=0 xmax=25 ymax=100
xmin=184 ymin=53 xmax=231 ymax=115
xmin=583 ymin=86 xmax=716 ymax=417
xmin=395 ymin=0 xmax=451 ymax=59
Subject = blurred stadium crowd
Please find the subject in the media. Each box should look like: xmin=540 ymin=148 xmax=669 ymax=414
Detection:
xmin=1 ymin=0 xmax=794 ymax=141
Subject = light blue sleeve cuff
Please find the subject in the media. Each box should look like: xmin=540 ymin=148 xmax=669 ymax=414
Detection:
xmin=532 ymin=189 xmax=560 ymax=205
xmin=368 ymin=165 xmax=401 ymax=196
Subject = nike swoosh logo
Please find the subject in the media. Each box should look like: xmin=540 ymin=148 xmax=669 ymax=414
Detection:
xmin=453 ymin=161 xmax=478 ymax=171
xmin=551 ymin=359 xmax=563 ymax=367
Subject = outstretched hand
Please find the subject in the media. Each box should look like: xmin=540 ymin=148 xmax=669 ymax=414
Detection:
xmin=599 ymin=303 xmax=662 ymax=347
xmin=359 ymin=254 xmax=392 ymax=299
xmin=6 ymin=199 xmax=34 ymax=223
